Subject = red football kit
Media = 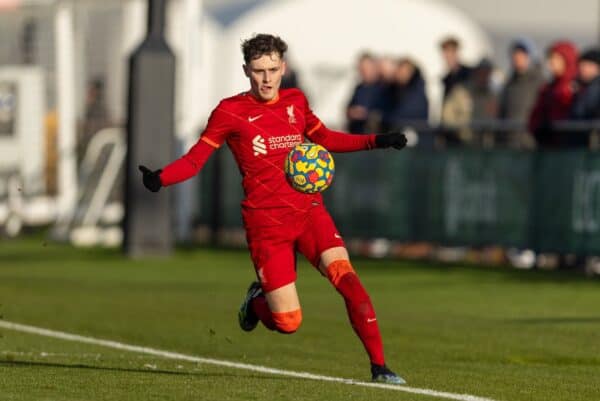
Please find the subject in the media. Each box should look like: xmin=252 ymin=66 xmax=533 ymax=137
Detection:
xmin=160 ymin=88 xmax=376 ymax=292
xmin=158 ymin=87 xmax=388 ymax=367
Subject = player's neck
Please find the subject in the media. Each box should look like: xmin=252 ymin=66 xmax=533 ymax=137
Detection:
xmin=247 ymin=90 xmax=280 ymax=105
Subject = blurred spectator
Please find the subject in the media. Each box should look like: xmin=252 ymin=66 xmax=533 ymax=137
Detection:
xmin=568 ymin=48 xmax=600 ymax=147
xmin=380 ymin=57 xmax=428 ymax=130
xmin=466 ymin=58 xmax=499 ymax=121
xmin=441 ymin=58 xmax=498 ymax=143
xmin=528 ymin=41 xmax=579 ymax=148
xmin=377 ymin=55 xmax=397 ymax=84
xmin=499 ymin=38 xmax=544 ymax=147
xmin=371 ymin=55 xmax=397 ymax=131
xmin=281 ymin=61 xmax=301 ymax=89
xmin=85 ymin=78 xmax=108 ymax=121
xmin=346 ymin=52 xmax=381 ymax=133
xmin=571 ymin=48 xmax=600 ymax=120
xmin=78 ymin=78 xmax=109 ymax=160
xmin=440 ymin=36 xmax=472 ymax=100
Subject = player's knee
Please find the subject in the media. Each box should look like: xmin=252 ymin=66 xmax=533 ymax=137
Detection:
xmin=272 ymin=309 xmax=302 ymax=334
xmin=325 ymin=259 xmax=356 ymax=287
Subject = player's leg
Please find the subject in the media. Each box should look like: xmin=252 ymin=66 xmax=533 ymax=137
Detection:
xmin=253 ymin=282 xmax=303 ymax=334
xmin=297 ymin=205 xmax=405 ymax=384
xmin=318 ymin=248 xmax=385 ymax=367
xmin=318 ymin=248 xmax=405 ymax=384
xmin=242 ymin=283 xmax=303 ymax=334
xmin=239 ymin=230 xmax=303 ymax=334
xmin=239 ymin=277 xmax=303 ymax=335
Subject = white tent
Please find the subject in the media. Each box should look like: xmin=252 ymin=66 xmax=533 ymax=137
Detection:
xmin=221 ymin=0 xmax=492 ymax=126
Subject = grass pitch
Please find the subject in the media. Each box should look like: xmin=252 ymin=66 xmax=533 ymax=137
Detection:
xmin=0 ymin=236 xmax=599 ymax=401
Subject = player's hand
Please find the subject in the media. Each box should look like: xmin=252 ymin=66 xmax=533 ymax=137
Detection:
xmin=375 ymin=131 xmax=407 ymax=150
xmin=139 ymin=165 xmax=162 ymax=192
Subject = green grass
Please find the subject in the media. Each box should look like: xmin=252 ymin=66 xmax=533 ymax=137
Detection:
xmin=1 ymin=236 xmax=599 ymax=401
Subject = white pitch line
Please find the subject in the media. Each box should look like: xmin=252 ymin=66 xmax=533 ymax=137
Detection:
xmin=0 ymin=320 xmax=498 ymax=401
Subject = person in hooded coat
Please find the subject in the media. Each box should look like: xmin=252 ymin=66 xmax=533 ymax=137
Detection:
xmin=528 ymin=41 xmax=579 ymax=148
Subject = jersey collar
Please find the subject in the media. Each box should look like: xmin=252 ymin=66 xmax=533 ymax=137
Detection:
xmin=246 ymin=91 xmax=280 ymax=105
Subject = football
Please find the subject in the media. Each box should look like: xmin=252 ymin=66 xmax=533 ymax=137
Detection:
xmin=284 ymin=143 xmax=335 ymax=193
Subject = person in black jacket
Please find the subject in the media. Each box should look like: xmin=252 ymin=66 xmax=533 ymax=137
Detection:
xmin=440 ymin=36 xmax=472 ymax=100
xmin=571 ymin=48 xmax=600 ymax=120
xmin=569 ymin=48 xmax=600 ymax=147
xmin=380 ymin=57 xmax=428 ymax=131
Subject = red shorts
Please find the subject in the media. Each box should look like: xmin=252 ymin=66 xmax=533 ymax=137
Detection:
xmin=243 ymin=204 xmax=345 ymax=293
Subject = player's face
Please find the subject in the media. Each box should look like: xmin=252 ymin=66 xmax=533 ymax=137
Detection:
xmin=244 ymin=52 xmax=286 ymax=102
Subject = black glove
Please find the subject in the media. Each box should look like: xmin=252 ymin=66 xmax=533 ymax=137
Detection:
xmin=139 ymin=165 xmax=162 ymax=192
xmin=375 ymin=131 xmax=408 ymax=150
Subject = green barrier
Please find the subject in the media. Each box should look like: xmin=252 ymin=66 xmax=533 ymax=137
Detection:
xmin=196 ymin=148 xmax=600 ymax=255
xmin=328 ymin=150 xmax=534 ymax=247
xmin=426 ymin=149 xmax=534 ymax=247
xmin=533 ymin=150 xmax=600 ymax=254
xmin=325 ymin=152 xmax=412 ymax=239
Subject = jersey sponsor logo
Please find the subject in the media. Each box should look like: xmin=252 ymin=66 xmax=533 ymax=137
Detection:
xmin=248 ymin=114 xmax=263 ymax=123
xmin=252 ymin=134 xmax=303 ymax=156
xmin=287 ymin=105 xmax=297 ymax=124
xmin=267 ymin=134 xmax=302 ymax=151
xmin=252 ymin=135 xmax=267 ymax=156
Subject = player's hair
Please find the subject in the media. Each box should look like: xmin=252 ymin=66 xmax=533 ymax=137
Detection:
xmin=241 ymin=33 xmax=288 ymax=64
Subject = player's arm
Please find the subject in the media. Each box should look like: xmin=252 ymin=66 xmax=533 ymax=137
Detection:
xmin=302 ymin=94 xmax=407 ymax=152
xmin=139 ymin=105 xmax=232 ymax=192
xmin=307 ymin=123 xmax=407 ymax=151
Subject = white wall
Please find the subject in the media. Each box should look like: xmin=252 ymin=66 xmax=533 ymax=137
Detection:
xmin=221 ymin=0 xmax=491 ymax=126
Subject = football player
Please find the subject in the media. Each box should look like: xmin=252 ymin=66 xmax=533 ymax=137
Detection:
xmin=140 ymin=33 xmax=407 ymax=383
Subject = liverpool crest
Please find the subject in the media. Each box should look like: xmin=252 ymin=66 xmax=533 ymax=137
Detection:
xmin=287 ymin=105 xmax=297 ymax=124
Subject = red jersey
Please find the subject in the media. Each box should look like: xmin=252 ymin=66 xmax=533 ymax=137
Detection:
xmin=160 ymin=88 xmax=376 ymax=211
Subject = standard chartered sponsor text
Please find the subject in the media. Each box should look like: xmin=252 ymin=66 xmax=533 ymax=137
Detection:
xmin=268 ymin=134 xmax=302 ymax=150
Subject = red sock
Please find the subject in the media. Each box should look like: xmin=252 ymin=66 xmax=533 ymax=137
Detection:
xmin=251 ymin=295 xmax=277 ymax=331
xmin=329 ymin=264 xmax=385 ymax=366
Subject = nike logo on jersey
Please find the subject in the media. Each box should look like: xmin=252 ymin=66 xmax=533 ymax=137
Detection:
xmin=252 ymin=135 xmax=267 ymax=156
xmin=367 ymin=318 xmax=377 ymax=323
xmin=248 ymin=114 xmax=263 ymax=122
xmin=334 ymin=233 xmax=342 ymax=239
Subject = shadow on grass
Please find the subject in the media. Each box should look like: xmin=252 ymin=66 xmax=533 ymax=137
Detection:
xmin=355 ymin=255 xmax=600 ymax=285
xmin=0 ymin=359 xmax=284 ymax=380
xmin=507 ymin=317 xmax=600 ymax=324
